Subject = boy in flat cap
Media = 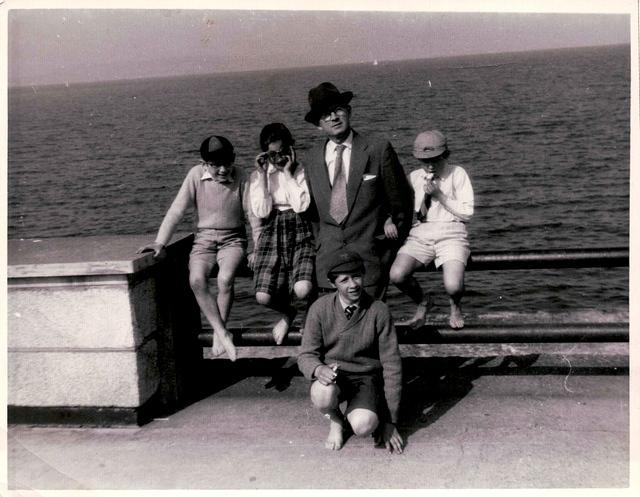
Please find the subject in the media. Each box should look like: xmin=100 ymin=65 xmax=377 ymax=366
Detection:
xmin=298 ymin=250 xmax=404 ymax=453
xmin=303 ymin=82 xmax=413 ymax=299
xmin=138 ymin=135 xmax=262 ymax=361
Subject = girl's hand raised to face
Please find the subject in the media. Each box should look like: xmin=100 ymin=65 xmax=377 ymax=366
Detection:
xmin=255 ymin=152 xmax=269 ymax=172
xmin=283 ymin=146 xmax=297 ymax=176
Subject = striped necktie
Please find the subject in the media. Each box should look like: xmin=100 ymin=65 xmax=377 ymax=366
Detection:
xmin=417 ymin=193 xmax=431 ymax=222
xmin=329 ymin=144 xmax=348 ymax=223
xmin=344 ymin=304 xmax=357 ymax=320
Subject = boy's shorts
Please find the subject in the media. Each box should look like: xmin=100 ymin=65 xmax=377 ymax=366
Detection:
xmin=397 ymin=221 xmax=470 ymax=268
xmin=189 ymin=227 xmax=247 ymax=270
xmin=335 ymin=371 xmax=386 ymax=419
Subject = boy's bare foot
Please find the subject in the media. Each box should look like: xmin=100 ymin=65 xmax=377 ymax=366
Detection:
xmin=396 ymin=295 xmax=433 ymax=329
xmin=211 ymin=334 xmax=225 ymax=357
xmin=216 ymin=330 xmax=237 ymax=361
xmin=325 ymin=418 xmax=347 ymax=450
xmin=449 ymin=304 xmax=464 ymax=329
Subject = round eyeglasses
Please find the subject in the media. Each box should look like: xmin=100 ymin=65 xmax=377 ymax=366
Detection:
xmin=320 ymin=107 xmax=348 ymax=122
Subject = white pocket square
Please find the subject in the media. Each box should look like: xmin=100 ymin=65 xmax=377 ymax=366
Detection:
xmin=363 ymin=174 xmax=377 ymax=181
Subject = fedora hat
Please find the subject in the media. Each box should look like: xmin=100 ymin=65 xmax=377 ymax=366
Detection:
xmin=304 ymin=82 xmax=354 ymax=125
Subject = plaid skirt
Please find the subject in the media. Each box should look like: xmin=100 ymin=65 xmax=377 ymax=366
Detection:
xmin=253 ymin=209 xmax=315 ymax=297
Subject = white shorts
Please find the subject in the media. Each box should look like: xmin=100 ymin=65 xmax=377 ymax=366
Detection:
xmin=397 ymin=222 xmax=470 ymax=268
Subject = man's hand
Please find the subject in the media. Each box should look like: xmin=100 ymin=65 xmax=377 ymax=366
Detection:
xmin=314 ymin=363 xmax=338 ymax=386
xmin=247 ymin=251 xmax=256 ymax=270
xmin=136 ymin=242 xmax=166 ymax=259
xmin=383 ymin=216 xmax=398 ymax=240
xmin=379 ymin=422 xmax=404 ymax=454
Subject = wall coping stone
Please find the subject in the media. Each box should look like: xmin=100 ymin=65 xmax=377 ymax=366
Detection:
xmin=8 ymin=233 xmax=193 ymax=278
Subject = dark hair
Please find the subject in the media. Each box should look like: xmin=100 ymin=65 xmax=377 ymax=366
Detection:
xmin=200 ymin=135 xmax=235 ymax=163
xmin=259 ymin=123 xmax=295 ymax=152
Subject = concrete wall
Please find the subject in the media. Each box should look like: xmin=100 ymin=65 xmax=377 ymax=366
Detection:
xmin=7 ymin=234 xmax=202 ymax=424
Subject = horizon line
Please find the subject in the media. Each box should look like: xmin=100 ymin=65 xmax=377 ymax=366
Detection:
xmin=8 ymin=41 xmax=629 ymax=90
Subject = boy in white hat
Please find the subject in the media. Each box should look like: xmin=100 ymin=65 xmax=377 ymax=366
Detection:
xmin=389 ymin=130 xmax=474 ymax=329
xmin=298 ymin=250 xmax=404 ymax=453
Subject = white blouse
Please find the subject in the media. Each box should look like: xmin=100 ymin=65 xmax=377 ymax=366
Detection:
xmin=248 ymin=163 xmax=310 ymax=219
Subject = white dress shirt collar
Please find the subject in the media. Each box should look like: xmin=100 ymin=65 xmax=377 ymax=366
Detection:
xmin=337 ymin=294 xmax=359 ymax=311
xmin=327 ymin=130 xmax=354 ymax=152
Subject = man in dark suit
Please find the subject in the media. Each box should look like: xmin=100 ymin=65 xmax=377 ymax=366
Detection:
xmin=303 ymin=82 xmax=413 ymax=298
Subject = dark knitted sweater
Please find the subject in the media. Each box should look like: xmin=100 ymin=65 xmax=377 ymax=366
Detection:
xmin=297 ymin=292 xmax=402 ymax=423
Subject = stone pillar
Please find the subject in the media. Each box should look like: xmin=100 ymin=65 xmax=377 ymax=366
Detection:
xmin=7 ymin=234 xmax=202 ymax=426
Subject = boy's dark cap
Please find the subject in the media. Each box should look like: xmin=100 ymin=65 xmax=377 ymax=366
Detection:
xmin=326 ymin=249 xmax=365 ymax=279
xmin=305 ymin=82 xmax=353 ymax=125
xmin=200 ymin=135 xmax=234 ymax=163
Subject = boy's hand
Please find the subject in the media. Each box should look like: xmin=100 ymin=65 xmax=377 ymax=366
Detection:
xmin=136 ymin=242 xmax=165 ymax=259
xmin=383 ymin=217 xmax=398 ymax=240
xmin=423 ymin=178 xmax=440 ymax=196
xmin=379 ymin=422 xmax=404 ymax=454
xmin=314 ymin=363 xmax=338 ymax=386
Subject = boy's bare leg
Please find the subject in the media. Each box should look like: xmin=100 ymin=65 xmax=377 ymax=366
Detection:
xmin=217 ymin=249 xmax=244 ymax=322
xmin=213 ymin=249 xmax=244 ymax=354
xmin=189 ymin=260 xmax=237 ymax=362
xmin=209 ymin=272 xmax=225 ymax=357
xmin=310 ymin=381 xmax=348 ymax=450
xmin=442 ymin=260 xmax=466 ymax=329
xmin=390 ymin=254 xmax=431 ymax=329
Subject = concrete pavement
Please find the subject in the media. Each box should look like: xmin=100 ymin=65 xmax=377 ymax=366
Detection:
xmin=8 ymin=354 xmax=630 ymax=490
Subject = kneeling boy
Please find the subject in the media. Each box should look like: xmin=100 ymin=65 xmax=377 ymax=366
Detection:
xmin=297 ymin=250 xmax=404 ymax=453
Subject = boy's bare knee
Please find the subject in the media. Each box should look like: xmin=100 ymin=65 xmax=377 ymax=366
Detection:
xmin=348 ymin=409 xmax=379 ymax=436
xmin=217 ymin=273 xmax=234 ymax=293
xmin=389 ymin=266 xmax=408 ymax=285
xmin=189 ymin=275 xmax=209 ymax=294
xmin=310 ymin=382 xmax=339 ymax=411
xmin=444 ymin=280 xmax=464 ymax=297
xmin=256 ymin=292 xmax=271 ymax=306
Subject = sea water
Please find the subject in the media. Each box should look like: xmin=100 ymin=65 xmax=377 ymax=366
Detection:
xmin=8 ymin=45 xmax=630 ymax=320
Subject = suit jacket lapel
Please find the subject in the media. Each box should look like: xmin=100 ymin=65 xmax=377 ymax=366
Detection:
xmin=310 ymin=139 xmax=332 ymax=216
xmin=347 ymin=130 xmax=368 ymax=215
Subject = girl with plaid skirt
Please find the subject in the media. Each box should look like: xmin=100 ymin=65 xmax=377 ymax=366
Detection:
xmin=248 ymin=123 xmax=315 ymax=344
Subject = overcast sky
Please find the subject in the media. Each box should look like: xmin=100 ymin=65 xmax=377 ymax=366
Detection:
xmin=6 ymin=3 xmax=633 ymax=86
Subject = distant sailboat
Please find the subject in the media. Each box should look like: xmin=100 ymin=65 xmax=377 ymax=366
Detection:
xmin=428 ymin=80 xmax=432 ymax=87
xmin=373 ymin=59 xmax=379 ymax=66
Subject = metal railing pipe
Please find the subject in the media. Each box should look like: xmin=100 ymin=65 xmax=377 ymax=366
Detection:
xmin=198 ymin=322 xmax=628 ymax=347
xmin=464 ymin=247 xmax=629 ymax=271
